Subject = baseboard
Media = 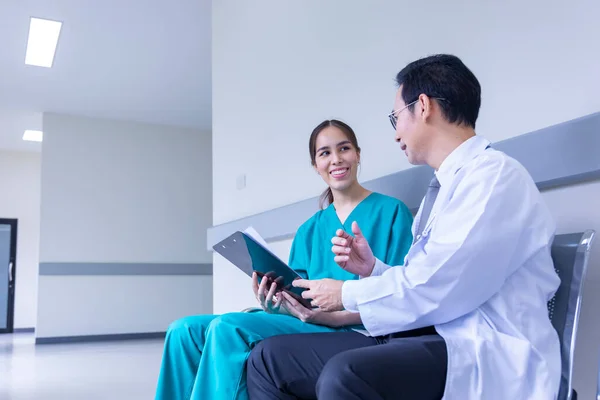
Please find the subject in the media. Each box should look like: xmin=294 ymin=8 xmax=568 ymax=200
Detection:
xmin=35 ymin=331 xmax=166 ymax=345
xmin=13 ymin=327 xmax=35 ymax=333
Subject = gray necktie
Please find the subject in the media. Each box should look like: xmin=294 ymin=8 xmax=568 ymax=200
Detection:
xmin=414 ymin=175 xmax=440 ymax=243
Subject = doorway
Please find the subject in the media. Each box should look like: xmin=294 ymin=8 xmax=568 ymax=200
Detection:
xmin=0 ymin=219 xmax=17 ymax=333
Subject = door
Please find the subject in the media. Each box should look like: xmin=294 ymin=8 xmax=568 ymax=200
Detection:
xmin=0 ymin=219 xmax=17 ymax=333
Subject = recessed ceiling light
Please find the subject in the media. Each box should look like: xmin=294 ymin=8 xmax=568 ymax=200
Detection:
xmin=25 ymin=17 xmax=62 ymax=68
xmin=23 ymin=130 xmax=43 ymax=142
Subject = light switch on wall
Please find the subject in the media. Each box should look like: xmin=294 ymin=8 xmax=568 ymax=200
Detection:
xmin=236 ymin=174 xmax=246 ymax=190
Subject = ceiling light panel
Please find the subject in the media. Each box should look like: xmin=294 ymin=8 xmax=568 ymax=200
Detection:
xmin=25 ymin=17 xmax=62 ymax=68
xmin=23 ymin=130 xmax=43 ymax=142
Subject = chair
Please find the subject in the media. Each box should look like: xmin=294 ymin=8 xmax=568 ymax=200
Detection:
xmin=242 ymin=230 xmax=596 ymax=398
xmin=548 ymin=230 xmax=596 ymax=400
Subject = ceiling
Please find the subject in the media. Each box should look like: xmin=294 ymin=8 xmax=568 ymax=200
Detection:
xmin=0 ymin=0 xmax=212 ymax=153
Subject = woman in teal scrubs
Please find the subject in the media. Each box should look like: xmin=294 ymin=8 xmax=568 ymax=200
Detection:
xmin=155 ymin=119 xmax=414 ymax=400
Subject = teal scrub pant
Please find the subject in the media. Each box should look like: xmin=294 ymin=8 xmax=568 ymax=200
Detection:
xmin=154 ymin=311 xmax=346 ymax=400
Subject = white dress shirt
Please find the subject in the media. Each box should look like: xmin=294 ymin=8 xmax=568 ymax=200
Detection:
xmin=342 ymin=135 xmax=561 ymax=400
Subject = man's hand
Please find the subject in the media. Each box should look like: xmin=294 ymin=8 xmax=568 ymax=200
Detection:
xmin=252 ymin=272 xmax=288 ymax=314
xmin=292 ymin=278 xmax=344 ymax=312
xmin=331 ymin=221 xmax=376 ymax=277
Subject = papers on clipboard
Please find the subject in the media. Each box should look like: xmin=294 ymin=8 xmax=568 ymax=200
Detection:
xmin=243 ymin=226 xmax=288 ymax=265
xmin=243 ymin=226 xmax=270 ymax=248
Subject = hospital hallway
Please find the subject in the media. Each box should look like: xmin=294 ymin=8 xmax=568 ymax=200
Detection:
xmin=0 ymin=333 xmax=164 ymax=399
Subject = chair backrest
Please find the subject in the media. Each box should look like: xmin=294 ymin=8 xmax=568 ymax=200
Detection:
xmin=548 ymin=230 xmax=595 ymax=400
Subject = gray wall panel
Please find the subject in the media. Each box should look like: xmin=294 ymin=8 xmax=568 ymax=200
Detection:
xmin=207 ymin=112 xmax=600 ymax=249
xmin=493 ymin=112 xmax=600 ymax=190
xmin=39 ymin=262 xmax=212 ymax=276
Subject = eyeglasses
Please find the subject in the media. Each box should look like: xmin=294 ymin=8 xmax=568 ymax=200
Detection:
xmin=388 ymin=97 xmax=446 ymax=130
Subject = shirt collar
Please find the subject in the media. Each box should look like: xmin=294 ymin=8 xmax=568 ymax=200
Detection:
xmin=435 ymin=136 xmax=491 ymax=187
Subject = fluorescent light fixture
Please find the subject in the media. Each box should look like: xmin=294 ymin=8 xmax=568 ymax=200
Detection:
xmin=23 ymin=130 xmax=43 ymax=142
xmin=25 ymin=17 xmax=62 ymax=68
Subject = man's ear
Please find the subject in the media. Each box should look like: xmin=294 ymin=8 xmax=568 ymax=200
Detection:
xmin=418 ymin=93 xmax=433 ymax=122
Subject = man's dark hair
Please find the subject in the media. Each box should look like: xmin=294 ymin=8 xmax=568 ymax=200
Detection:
xmin=396 ymin=54 xmax=481 ymax=128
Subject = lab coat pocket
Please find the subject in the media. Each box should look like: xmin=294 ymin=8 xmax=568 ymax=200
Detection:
xmin=483 ymin=331 xmax=533 ymax=386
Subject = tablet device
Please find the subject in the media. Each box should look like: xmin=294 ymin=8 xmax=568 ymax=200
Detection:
xmin=213 ymin=231 xmax=311 ymax=308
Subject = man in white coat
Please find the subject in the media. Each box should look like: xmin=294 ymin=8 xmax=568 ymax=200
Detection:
xmin=246 ymin=54 xmax=561 ymax=400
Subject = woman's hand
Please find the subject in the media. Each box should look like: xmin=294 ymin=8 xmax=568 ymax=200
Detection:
xmin=252 ymin=272 xmax=288 ymax=314
xmin=280 ymin=291 xmax=319 ymax=322
xmin=280 ymin=291 xmax=361 ymax=327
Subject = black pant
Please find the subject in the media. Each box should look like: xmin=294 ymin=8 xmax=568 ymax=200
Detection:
xmin=246 ymin=326 xmax=447 ymax=400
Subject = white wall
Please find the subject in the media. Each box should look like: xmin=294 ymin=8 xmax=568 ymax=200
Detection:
xmin=36 ymin=275 xmax=212 ymax=338
xmin=38 ymin=113 xmax=213 ymax=338
xmin=212 ymin=0 xmax=600 ymax=309
xmin=212 ymin=0 xmax=600 ymax=226
xmin=40 ymin=113 xmax=212 ymax=264
xmin=212 ymin=0 xmax=600 ymax=397
xmin=0 ymin=151 xmax=41 ymax=329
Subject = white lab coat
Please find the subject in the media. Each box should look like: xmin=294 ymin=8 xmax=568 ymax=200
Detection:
xmin=342 ymin=136 xmax=561 ymax=400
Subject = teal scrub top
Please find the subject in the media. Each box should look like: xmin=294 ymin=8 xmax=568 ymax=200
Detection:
xmin=288 ymin=192 xmax=413 ymax=281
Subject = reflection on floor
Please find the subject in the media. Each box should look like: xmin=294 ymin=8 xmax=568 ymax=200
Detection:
xmin=0 ymin=333 xmax=164 ymax=400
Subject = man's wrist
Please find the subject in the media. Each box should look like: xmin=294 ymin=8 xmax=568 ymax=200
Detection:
xmin=360 ymin=257 xmax=376 ymax=278
xmin=341 ymin=280 xmax=360 ymax=312
xmin=368 ymin=257 xmax=376 ymax=276
xmin=370 ymin=258 xmax=392 ymax=277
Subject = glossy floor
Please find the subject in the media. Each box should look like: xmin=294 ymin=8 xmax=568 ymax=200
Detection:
xmin=0 ymin=333 xmax=164 ymax=400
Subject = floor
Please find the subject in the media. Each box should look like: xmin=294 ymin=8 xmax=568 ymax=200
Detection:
xmin=0 ymin=333 xmax=164 ymax=400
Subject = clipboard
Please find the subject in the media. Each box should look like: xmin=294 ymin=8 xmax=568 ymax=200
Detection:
xmin=212 ymin=231 xmax=312 ymax=308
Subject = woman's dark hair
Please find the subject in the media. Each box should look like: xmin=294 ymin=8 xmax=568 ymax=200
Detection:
xmin=396 ymin=54 xmax=481 ymax=128
xmin=308 ymin=119 xmax=361 ymax=209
